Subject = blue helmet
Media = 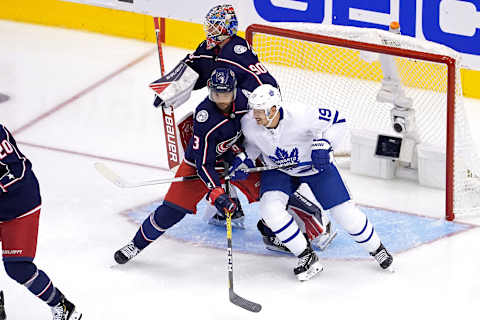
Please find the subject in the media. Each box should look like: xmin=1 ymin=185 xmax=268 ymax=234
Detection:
xmin=203 ymin=4 xmax=238 ymax=49
xmin=207 ymin=68 xmax=237 ymax=102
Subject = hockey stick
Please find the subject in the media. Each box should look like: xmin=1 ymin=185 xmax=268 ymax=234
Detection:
xmin=94 ymin=163 xmax=199 ymax=188
xmin=224 ymin=167 xmax=262 ymax=313
xmin=239 ymin=161 xmax=312 ymax=175
xmin=94 ymin=161 xmax=313 ymax=189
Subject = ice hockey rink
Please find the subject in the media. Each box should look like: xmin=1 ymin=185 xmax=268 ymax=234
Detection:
xmin=1 ymin=20 xmax=480 ymax=320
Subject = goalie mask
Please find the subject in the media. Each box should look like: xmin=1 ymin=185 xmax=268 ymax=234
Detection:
xmin=204 ymin=4 xmax=238 ymax=50
xmin=207 ymin=68 xmax=237 ymax=107
xmin=248 ymin=84 xmax=282 ymax=127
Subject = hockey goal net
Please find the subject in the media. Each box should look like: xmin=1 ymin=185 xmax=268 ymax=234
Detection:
xmin=245 ymin=23 xmax=480 ymax=220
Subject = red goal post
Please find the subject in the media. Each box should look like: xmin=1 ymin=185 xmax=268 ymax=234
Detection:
xmin=245 ymin=23 xmax=475 ymax=221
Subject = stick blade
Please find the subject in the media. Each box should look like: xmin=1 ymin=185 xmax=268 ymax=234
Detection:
xmin=230 ymin=290 xmax=262 ymax=313
xmin=94 ymin=162 xmax=129 ymax=188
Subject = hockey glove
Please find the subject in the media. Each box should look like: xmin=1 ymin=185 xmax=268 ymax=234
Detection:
xmin=228 ymin=152 xmax=255 ymax=181
xmin=311 ymin=139 xmax=333 ymax=172
xmin=208 ymin=187 xmax=237 ymax=217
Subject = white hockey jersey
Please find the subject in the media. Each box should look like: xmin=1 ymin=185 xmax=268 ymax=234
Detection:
xmin=241 ymin=101 xmax=347 ymax=177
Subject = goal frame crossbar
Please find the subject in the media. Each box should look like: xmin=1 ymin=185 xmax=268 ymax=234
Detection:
xmin=245 ymin=24 xmax=457 ymax=220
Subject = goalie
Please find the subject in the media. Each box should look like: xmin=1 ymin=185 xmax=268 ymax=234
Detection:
xmin=149 ymin=4 xmax=335 ymax=252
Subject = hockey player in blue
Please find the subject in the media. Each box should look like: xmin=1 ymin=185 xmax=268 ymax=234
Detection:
xmin=114 ymin=68 xmax=260 ymax=264
xmin=150 ymin=4 xmax=334 ymax=250
xmin=0 ymin=124 xmax=82 ymax=320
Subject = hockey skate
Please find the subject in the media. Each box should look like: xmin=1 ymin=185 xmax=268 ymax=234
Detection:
xmin=114 ymin=241 xmax=141 ymax=264
xmin=256 ymin=220 xmax=291 ymax=253
xmin=51 ymin=295 xmax=82 ymax=320
xmin=312 ymin=220 xmax=337 ymax=251
xmin=370 ymin=243 xmax=394 ymax=272
xmin=262 ymin=234 xmax=291 ymax=253
xmin=208 ymin=198 xmax=245 ymax=229
xmin=0 ymin=291 xmax=5 ymax=320
xmin=294 ymin=247 xmax=324 ymax=281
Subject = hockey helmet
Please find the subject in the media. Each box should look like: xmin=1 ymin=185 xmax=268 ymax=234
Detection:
xmin=204 ymin=4 xmax=238 ymax=50
xmin=248 ymin=84 xmax=282 ymax=112
xmin=207 ymin=67 xmax=237 ymax=104
xmin=248 ymin=84 xmax=282 ymax=127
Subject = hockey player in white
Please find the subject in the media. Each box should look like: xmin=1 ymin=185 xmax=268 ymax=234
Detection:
xmin=229 ymin=84 xmax=394 ymax=280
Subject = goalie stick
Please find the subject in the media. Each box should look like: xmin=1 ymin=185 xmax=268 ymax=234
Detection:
xmin=153 ymin=17 xmax=180 ymax=169
xmin=224 ymin=166 xmax=262 ymax=313
xmin=94 ymin=161 xmax=313 ymax=188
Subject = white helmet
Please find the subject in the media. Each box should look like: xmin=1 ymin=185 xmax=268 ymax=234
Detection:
xmin=248 ymin=84 xmax=282 ymax=127
xmin=248 ymin=84 xmax=281 ymax=112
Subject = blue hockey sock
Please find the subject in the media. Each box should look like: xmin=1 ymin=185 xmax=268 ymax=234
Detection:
xmin=4 ymin=261 xmax=62 ymax=306
xmin=133 ymin=202 xmax=186 ymax=250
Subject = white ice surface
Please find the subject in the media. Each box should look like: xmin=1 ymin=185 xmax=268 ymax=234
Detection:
xmin=1 ymin=20 xmax=480 ymax=320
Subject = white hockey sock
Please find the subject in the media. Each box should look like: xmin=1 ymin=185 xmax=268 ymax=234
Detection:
xmin=330 ymin=201 xmax=380 ymax=253
xmin=260 ymin=191 xmax=308 ymax=256
xmin=268 ymin=216 xmax=307 ymax=256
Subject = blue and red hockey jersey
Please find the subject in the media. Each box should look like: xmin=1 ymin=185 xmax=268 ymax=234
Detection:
xmin=184 ymin=90 xmax=249 ymax=190
xmin=184 ymin=35 xmax=278 ymax=92
xmin=0 ymin=124 xmax=41 ymax=221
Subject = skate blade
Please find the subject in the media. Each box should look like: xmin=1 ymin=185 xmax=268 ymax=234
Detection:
xmin=265 ymin=245 xmax=292 ymax=255
xmin=383 ymin=264 xmax=396 ymax=273
xmin=296 ymin=261 xmax=324 ymax=282
xmin=315 ymin=230 xmax=338 ymax=251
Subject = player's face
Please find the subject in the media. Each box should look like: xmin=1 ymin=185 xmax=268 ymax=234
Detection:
xmin=212 ymin=91 xmax=234 ymax=112
xmin=253 ymin=106 xmax=279 ymax=128
xmin=253 ymin=109 xmax=268 ymax=126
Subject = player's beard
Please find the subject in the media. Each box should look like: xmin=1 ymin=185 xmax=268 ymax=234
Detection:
xmin=217 ymin=102 xmax=232 ymax=113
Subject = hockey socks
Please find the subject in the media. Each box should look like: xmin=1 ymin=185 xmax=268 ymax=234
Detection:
xmin=133 ymin=203 xmax=186 ymax=250
xmin=266 ymin=216 xmax=307 ymax=256
xmin=4 ymin=261 xmax=62 ymax=306
xmin=330 ymin=202 xmax=380 ymax=253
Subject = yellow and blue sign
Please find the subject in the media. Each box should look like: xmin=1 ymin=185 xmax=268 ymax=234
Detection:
xmin=253 ymin=0 xmax=480 ymax=63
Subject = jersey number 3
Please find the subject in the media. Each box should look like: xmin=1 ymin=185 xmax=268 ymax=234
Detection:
xmin=192 ymin=135 xmax=200 ymax=150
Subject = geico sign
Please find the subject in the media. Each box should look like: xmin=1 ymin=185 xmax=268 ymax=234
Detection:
xmin=254 ymin=0 xmax=480 ymax=56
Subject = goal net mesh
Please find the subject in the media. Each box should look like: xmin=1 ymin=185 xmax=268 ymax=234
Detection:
xmin=247 ymin=23 xmax=480 ymax=218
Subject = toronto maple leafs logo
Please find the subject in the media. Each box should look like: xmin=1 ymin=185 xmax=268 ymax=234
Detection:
xmin=268 ymin=147 xmax=299 ymax=168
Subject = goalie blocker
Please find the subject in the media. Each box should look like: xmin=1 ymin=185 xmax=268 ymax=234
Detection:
xmin=150 ymin=62 xmax=199 ymax=110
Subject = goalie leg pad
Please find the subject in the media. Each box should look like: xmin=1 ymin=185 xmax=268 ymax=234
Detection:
xmin=259 ymin=191 xmax=307 ymax=257
xmin=287 ymin=191 xmax=337 ymax=250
